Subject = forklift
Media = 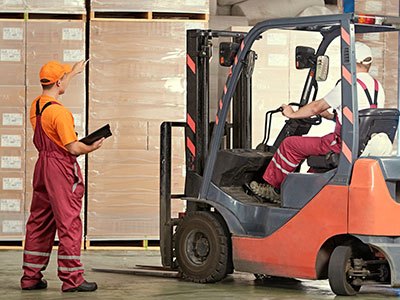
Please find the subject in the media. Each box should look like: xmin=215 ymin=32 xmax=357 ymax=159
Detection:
xmin=159 ymin=13 xmax=400 ymax=296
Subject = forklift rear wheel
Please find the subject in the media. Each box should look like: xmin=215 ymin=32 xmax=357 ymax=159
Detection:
xmin=328 ymin=245 xmax=361 ymax=296
xmin=175 ymin=211 xmax=230 ymax=283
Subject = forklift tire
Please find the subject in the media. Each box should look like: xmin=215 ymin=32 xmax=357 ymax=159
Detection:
xmin=175 ymin=211 xmax=230 ymax=283
xmin=328 ymin=245 xmax=361 ymax=296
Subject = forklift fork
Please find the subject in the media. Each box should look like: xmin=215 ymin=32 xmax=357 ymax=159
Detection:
xmin=160 ymin=121 xmax=186 ymax=268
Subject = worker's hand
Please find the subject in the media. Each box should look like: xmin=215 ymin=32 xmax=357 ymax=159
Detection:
xmin=281 ymin=104 xmax=295 ymax=118
xmin=71 ymin=59 xmax=89 ymax=76
xmin=91 ymin=137 xmax=105 ymax=151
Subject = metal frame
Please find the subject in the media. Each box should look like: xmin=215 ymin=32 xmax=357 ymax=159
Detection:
xmin=200 ymin=14 xmax=357 ymax=199
xmin=160 ymin=13 xmax=400 ymax=268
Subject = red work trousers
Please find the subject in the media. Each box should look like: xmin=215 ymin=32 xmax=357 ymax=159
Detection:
xmin=21 ymin=101 xmax=85 ymax=291
xmin=263 ymin=123 xmax=342 ymax=189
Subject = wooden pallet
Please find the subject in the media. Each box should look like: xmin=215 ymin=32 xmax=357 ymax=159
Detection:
xmin=0 ymin=239 xmax=86 ymax=250
xmin=90 ymin=11 xmax=208 ymax=22
xmin=85 ymin=239 xmax=160 ymax=250
xmin=0 ymin=239 xmax=24 ymax=250
xmin=0 ymin=12 xmax=86 ymax=20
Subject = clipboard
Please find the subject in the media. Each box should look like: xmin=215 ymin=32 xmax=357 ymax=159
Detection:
xmin=80 ymin=124 xmax=112 ymax=145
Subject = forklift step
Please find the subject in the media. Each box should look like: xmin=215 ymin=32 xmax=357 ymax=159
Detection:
xmin=92 ymin=266 xmax=180 ymax=278
xmin=221 ymin=186 xmax=279 ymax=206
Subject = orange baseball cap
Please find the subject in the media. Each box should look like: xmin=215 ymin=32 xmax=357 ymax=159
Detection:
xmin=39 ymin=61 xmax=72 ymax=85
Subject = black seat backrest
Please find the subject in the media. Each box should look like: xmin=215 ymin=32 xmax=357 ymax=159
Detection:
xmin=358 ymin=108 xmax=400 ymax=155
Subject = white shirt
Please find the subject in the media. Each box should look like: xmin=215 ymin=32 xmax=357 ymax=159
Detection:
xmin=323 ymin=72 xmax=385 ymax=123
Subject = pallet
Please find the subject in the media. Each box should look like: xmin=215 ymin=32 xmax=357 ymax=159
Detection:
xmin=85 ymin=239 xmax=160 ymax=250
xmin=0 ymin=239 xmax=86 ymax=251
xmin=0 ymin=239 xmax=24 ymax=250
xmin=0 ymin=12 xmax=86 ymax=21
xmin=90 ymin=11 xmax=208 ymax=22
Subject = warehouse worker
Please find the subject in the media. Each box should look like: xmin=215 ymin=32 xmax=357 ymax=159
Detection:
xmin=248 ymin=42 xmax=385 ymax=203
xmin=21 ymin=60 xmax=103 ymax=292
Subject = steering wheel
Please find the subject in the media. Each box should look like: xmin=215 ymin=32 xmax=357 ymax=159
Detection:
xmin=287 ymin=102 xmax=322 ymax=125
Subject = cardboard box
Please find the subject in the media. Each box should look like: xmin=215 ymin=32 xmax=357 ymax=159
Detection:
xmin=26 ymin=20 xmax=86 ymax=86
xmin=0 ymin=21 xmax=25 ymax=85
xmin=0 ymin=0 xmax=25 ymax=11
xmin=26 ymin=0 xmax=85 ymax=13
xmin=91 ymin=0 xmax=209 ymax=13
xmin=0 ymin=86 xmax=25 ymax=107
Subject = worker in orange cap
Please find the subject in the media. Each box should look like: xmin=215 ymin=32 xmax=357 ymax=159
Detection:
xmin=21 ymin=60 xmax=104 ymax=292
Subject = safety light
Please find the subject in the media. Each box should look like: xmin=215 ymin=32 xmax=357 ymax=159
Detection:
xmin=356 ymin=14 xmax=385 ymax=25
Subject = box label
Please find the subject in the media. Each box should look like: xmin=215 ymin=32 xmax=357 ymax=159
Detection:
xmin=62 ymin=28 xmax=83 ymax=41
xmin=3 ymin=177 xmax=23 ymax=190
xmin=1 ymin=156 xmax=21 ymax=169
xmin=63 ymin=49 xmax=84 ymax=62
xmin=2 ymin=220 xmax=22 ymax=233
xmin=3 ymin=113 xmax=23 ymax=126
xmin=1 ymin=135 xmax=22 ymax=147
xmin=0 ymin=199 xmax=20 ymax=212
xmin=0 ymin=49 xmax=21 ymax=62
xmin=3 ymin=28 xmax=23 ymax=40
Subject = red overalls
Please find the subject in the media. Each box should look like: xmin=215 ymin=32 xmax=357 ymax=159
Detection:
xmin=263 ymin=78 xmax=379 ymax=189
xmin=21 ymin=100 xmax=85 ymax=291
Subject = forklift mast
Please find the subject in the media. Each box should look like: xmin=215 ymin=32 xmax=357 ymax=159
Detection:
xmin=185 ymin=29 xmax=253 ymax=178
xmin=160 ymin=29 xmax=249 ymax=267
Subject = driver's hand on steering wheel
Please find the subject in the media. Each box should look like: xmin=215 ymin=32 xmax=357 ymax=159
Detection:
xmin=281 ymin=104 xmax=295 ymax=118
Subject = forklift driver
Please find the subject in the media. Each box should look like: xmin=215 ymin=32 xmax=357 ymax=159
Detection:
xmin=248 ymin=42 xmax=385 ymax=204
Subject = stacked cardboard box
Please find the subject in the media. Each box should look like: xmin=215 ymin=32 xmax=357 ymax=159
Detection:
xmin=26 ymin=0 xmax=85 ymax=13
xmin=209 ymin=16 xmax=248 ymax=118
xmin=0 ymin=0 xmax=25 ymax=11
xmin=0 ymin=0 xmax=85 ymax=13
xmin=88 ymin=20 xmax=206 ymax=239
xmin=24 ymin=19 xmax=86 ymax=217
xmin=91 ymin=0 xmax=209 ymax=13
xmin=0 ymin=20 xmax=25 ymax=239
xmin=355 ymin=0 xmax=399 ymax=109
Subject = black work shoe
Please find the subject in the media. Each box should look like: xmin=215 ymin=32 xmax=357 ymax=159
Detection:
xmin=63 ymin=280 xmax=98 ymax=292
xmin=22 ymin=279 xmax=48 ymax=290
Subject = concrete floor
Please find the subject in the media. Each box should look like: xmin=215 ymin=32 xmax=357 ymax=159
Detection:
xmin=1 ymin=249 xmax=400 ymax=299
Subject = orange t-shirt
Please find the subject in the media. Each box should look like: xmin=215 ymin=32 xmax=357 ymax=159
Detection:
xmin=30 ymin=95 xmax=77 ymax=150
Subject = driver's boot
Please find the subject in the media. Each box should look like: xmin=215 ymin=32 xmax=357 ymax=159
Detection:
xmin=249 ymin=181 xmax=281 ymax=204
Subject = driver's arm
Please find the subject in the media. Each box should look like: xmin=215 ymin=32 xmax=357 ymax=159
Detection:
xmin=281 ymin=99 xmax=330 ymax=119
xmin=320 ymin=109 xmax=335 ymax=120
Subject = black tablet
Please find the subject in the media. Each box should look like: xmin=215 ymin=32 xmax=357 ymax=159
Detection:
xmin=80 ymin=124 xmax=112 ymax=145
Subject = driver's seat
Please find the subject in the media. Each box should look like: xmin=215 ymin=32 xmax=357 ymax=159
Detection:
xmin=307 ymin=108 xmax=400 ymax=172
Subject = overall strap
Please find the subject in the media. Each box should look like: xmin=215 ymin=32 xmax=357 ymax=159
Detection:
xmin=357 ymin=78 xmax=378 ymax=108
xmin=35 ymin=100 xmax=59 ymax=116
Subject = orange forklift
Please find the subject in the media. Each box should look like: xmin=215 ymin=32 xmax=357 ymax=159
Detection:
xmin=159 ymin=13 xmax=400 ymax=296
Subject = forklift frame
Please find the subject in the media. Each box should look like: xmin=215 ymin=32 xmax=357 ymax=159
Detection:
xmin=160 ymin=12 xmax=400 ymax=287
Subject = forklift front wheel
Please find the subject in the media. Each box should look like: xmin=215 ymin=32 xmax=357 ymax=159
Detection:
xmin=175 ymin=211 xmax=230 ymax=283
xmin=328 ymin=245 xmax=361 ymax=296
